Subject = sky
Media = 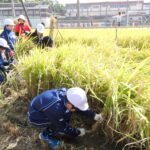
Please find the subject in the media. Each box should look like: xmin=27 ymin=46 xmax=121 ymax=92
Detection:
xmin=57 ymin=0 xmax=150 ymax=5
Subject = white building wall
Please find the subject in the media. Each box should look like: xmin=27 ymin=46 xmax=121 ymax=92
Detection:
xmin=66 ymin=1 xmax=143 ymax=17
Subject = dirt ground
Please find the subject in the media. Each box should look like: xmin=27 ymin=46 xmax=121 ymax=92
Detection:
xmin=0 ymin=87 xmax=124 ymax=150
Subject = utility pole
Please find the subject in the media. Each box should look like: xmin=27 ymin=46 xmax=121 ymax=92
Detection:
xmin=20 ymin=0 xmax=32 ymax=27
xmin=11 ymin=0 xmax=16 ymax=18
xmin=126 ymin=0 xmax=129 ymax=26
xmin=77 ymin=0 xmax=80 ymax=27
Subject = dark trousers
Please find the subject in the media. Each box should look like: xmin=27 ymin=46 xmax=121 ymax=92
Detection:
xmin=28 ymin=117 xmax=57 ymax=137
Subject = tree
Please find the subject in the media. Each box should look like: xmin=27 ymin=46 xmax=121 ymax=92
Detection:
xmin=53 ymin=2 xmax=66 ymax=14
xmin=33 ymin=0 xmax=66 ymax=15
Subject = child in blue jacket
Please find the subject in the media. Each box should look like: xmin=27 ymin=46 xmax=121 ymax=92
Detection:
xmin=28 ymin=87 xmax=103 ymax=149
xmin=0 ymin=38 xmax=12 ymax=83
xmin=0 ymin=19 xmax=16 ymax=62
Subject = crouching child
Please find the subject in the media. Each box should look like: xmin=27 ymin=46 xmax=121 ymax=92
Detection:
xmin=28 ymin=87 xmax=103 ymax=149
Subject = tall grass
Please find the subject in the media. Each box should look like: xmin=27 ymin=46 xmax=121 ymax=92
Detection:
xmin=117 ymin=28 xmax=150 ymax=50
xmin=15 ymin=37 xmax=35 ymax=59
xmin=16 ymin=29 xmax=150 ymax=149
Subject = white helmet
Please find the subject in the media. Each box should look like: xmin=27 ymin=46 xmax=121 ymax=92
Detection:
xmin=18 ymin=15 xmax=26 ymax=21
xmin=36 ymin=24 xmax=45 ymax=33
xmin=66 ymin=87 xmax=89 ymax=111
xmin=0 ymin=38 xmax=9 ymax=49
xmin=4 ymin=19 xmax=15 ymax=26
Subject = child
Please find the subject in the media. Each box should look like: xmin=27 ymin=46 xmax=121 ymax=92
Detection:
xmin=30 ymin=23 xmax=53 ymax=48
xmin=15 ymin=15 xmax=31 ymax=37
xmin=30 ymin=23 xmax=45 ymax=45
xmin=28 ymin=87 xmax=103 ymax=149
xmin=0 ymin=18 xmax=16 ymax=62
xmin=0 ymin=38 xmax=13 ymax=83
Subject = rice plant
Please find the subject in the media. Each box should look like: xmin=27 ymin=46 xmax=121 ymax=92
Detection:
xmin=15 ymin=28 xmax=150 ymax=149
xmin=117 ymin=28 xmax=150 ymax=50
xmin=15 ymin=37 xmax=35 ymax=59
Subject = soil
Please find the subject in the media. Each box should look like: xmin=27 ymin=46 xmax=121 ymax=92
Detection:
xmin=0 ymin=87 xmax=126 ymax=150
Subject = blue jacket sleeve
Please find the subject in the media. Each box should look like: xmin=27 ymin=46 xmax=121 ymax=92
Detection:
xmin=7 ymin=41 xmax=13 ymax=50
xmin=0 ymin=65 xmax=6 ymax=71
xmin=0 ymin=31 xmax=14 ymax=50
xmin=76 ymin=109 xmax=96 ymax=120
xmin=7 ymin=32 xmax=16 ymax=50
xmin=44 ymin=102 xmax=80 ymax=137
xmin=0 ymin=54 xmax=9 ymax=71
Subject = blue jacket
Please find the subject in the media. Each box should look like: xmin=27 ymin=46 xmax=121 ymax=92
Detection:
xmin=28 ymin=88 xmax=96 ymax=137
xmin=0 ymin=28 xmax=16 ymax=51
xmin=0 ymin=53 xmax=10 ymax=71
xmin=0 ymin=53 xmax=10 ymax=83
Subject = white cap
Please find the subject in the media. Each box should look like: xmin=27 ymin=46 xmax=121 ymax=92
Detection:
xmin=66 ymin=87 xmax=89 ymax=111
xmin=0 ymin=38 xmax=9 ymax=49
xmin=18 ymin=15 xmax=26 ymax=21
xmin=4 ymin=19 xmax=15 ymax=26
xmin=36 ymin=24 xmax=45 ymax=33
